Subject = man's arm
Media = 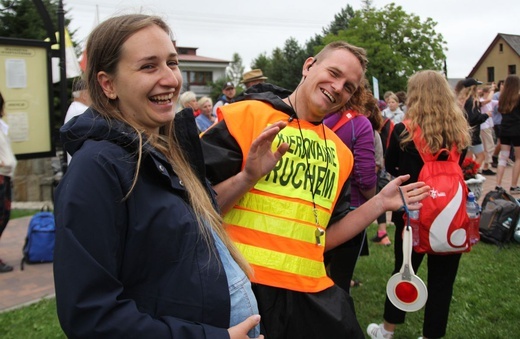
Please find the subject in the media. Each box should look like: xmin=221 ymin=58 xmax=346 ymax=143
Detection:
xmin=325 ymin=175 xmax=429 ymax=250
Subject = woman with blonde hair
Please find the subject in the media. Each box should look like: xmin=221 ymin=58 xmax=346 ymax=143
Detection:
xmin=368 ymin=70 xmax=471 ymax=339
xmin=196 ymin=96 xmax=216 ymax=132
xmin=54 ymin=14 xmax=266 ymax=338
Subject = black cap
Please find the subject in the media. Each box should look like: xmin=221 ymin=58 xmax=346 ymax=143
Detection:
xmin=462 ymin=78 xmax=483 ymax=88
xmin=222 ymin=82 xmax=235 ymax=90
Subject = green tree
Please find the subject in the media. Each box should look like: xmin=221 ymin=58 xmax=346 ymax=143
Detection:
xmin=250 ymin=53 xmax=271 ymax=77
xmin=0 ymin=0 xmax=73 ymax=40
xmin=321 ymin=4 xmax=355 ymax=36
xmin=251 ymin=38 xmax=307 ymax=90
xmin=226 ymin=53 xmax=244 ymax=88
xmin=323 ymin=3 xmax=447 ymax=96
xmin=250 ymin=4 xmax=357 ymax=90
xmin=209 ymin=53 xmax=245 ymax=102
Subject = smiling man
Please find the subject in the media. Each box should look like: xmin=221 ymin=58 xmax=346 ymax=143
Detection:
xmin=201 ymin=41 xmax=428 ymax=339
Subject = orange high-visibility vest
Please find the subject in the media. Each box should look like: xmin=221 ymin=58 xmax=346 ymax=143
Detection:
xmin=219 ymin=101 xmax=353 ymax=293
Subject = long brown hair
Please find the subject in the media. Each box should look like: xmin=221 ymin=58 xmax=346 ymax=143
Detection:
xmin=85 ymin=14 xmax=251 ymax=275
xmin=498 ymin=75 xmax=520 ymax=114
xmin=402 ymin=70 xmax=470 ymax=153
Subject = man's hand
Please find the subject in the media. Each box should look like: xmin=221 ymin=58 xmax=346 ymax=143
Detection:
xmin=242 ymin=121 xmax=289 ymax=185
xmin=379 ymin=175 xmax=430 ymax=212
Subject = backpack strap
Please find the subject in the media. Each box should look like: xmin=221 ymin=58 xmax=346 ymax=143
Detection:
xmin=330 ymin=110 xmax=358 ymax=132
xmin=381 ymin=117 xmax=394 ymax=151
xmin=402 ymin=120 xmax=460 ymax=163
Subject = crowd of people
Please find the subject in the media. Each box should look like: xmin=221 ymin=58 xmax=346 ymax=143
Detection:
xmin=1 ymin=10 xmax=519 ymax=339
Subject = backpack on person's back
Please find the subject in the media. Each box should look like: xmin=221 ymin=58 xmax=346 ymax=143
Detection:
xmin=403 ymin=121 xmax=473 ymax=254
xmin=479 ymin=187 xmax=520 ymax=247
xmin=20 ymin=206 xmax=55 ymax=270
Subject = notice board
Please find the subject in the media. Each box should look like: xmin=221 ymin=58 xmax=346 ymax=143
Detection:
xmin=0 ymin=37 xmax=54 ymax=159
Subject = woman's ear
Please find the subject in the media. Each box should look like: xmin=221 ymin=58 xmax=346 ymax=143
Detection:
xmin=97 ymin=71 xmax=117 ymax=99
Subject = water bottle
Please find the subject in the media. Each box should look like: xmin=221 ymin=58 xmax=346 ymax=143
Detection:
xmin=408 ymin=203 xmax=420 ymax=246
xmin=502 ymin=217 xmax=513 ymax=231
xmin=514 ymin=218 xmax=520 ymax=243
xmin=466 ymin=192 xmax=480 ymax=245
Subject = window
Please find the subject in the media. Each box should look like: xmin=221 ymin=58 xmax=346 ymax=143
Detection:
xmin=508 ymin=65 xmax=517 ymax=75
xmin=189 ymin=71 xmax=213 ymax=85
xmin=499 ymin=43 xmax=503 ymax=53
xmin=487 ymin=67 xmax=495 ymax=82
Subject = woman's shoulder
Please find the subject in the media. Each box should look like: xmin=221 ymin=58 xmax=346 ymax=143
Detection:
xmin=70 ymin=139 xmax=136 ymax=171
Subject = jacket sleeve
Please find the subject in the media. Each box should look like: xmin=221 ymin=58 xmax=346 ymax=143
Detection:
xmin=53 ymin=141 xmax=229 ymax=339
xmin=349 ymin=118 xmax=376 ymax=191
xmin=465 ymin=99 xmax=489 ymax=126
xmin=200 ymin=120 xmax=243 ymax=185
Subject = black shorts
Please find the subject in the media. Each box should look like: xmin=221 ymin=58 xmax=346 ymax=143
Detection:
xmin=499 ymin=135 xmax=520 ymax=147
xmin=252 ymin=283 xmax=364 ymax=339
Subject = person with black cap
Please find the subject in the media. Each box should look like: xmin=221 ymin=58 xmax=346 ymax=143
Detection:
xmin=241 ymin=69 xmax=268 ymax=89
xmin=213 ymin=81 xmax=236 ymax=117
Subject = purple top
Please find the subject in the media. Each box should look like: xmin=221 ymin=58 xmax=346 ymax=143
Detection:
xmin=324 ymin=113 xmax=376 ymax=207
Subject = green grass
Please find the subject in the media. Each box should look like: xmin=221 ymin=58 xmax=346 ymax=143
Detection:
xmin=0 ymin=223 xmax=518 ymax=338
xmin=10 ymin=209 xmax=39 ymax=219
xmin=353 ymin=223 xmax=520 ymax=338
xmin=0 ymin=299 xmax=63 ymax=339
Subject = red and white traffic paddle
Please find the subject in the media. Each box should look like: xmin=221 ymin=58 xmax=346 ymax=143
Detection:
xmin=386 ymin=191 xmax=428 ymax=312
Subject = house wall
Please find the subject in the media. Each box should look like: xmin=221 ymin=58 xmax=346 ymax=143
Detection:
xmin=180 ymin=62 xmax=228 ymax=97
xmin=472 ymin=37 xmax=520 ymax=83
xmin=12 ymin=157 xmax=58 ymax=203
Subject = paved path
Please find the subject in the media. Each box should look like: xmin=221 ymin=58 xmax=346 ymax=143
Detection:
xmin=0 ymin=166 xmax=515 ymax=313
xmin=0 ymin=216 xmax=55 ymax=312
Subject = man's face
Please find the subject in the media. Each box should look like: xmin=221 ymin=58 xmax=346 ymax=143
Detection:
xmin=223 ymin=87 xmax=236 ymax=99
xmin=299 ymin=49 xmax=364 ymax=121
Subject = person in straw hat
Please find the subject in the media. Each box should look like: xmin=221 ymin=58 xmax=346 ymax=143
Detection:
xmin=241 ymin=69 xmax=268 ymax=89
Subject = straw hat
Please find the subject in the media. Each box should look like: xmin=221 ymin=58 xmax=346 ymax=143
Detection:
xmin=241 ymin=69 xmax=268 ymax=84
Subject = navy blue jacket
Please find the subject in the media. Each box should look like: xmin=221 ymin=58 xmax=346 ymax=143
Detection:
xmin=54 ymin=108 xmax=231 ymax=338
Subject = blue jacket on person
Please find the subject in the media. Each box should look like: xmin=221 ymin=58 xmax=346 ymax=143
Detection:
xmin=54 ymin=108 xmax=231 ymax=338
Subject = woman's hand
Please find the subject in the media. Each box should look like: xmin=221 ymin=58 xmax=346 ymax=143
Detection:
xmin=242 ymin=121 xmax=289 ymax=185
xmin=228 ymin=315 xmax=264 ymax=339
xmin=379 ymin=174 xmax=430 ymax=211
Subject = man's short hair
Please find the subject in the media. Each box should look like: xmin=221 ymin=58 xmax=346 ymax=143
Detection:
xmin=314 ymin=41 xmax=368 ymax=72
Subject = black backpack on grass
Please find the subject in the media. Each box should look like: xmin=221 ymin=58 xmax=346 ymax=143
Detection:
xmin=479 ymin=188 xmax=520 ymax=247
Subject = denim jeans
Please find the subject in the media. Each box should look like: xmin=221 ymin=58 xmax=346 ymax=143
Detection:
xmin=212 ymin=230 xmax=260 ymax=337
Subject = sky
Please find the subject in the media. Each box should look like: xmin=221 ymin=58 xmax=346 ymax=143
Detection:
xmin=65 ymin=0 xmax=519 ymax=80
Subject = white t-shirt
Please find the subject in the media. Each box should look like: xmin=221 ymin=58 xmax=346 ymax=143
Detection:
xmin=382 ymin=107 xmax=405 ymax=124
xmin=480 ymin=98 xmax=498 ymax=130
xmin=0 ymin=119 xmax=17 ymax=177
